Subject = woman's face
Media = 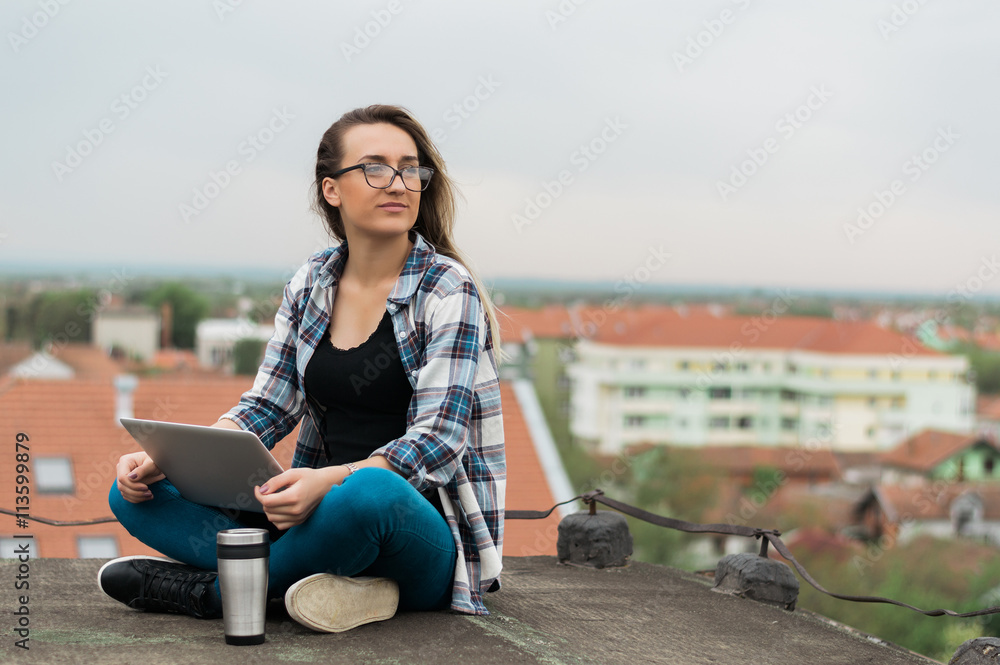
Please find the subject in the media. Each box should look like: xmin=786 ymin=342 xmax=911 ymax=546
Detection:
xmin=322 ymin=122 xmax=421 ymax=241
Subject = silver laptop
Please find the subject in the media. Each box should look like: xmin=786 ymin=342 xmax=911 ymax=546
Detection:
xmin=120 ymin=418 xmax=284 ymax=513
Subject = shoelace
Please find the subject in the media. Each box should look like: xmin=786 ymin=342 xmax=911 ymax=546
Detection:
xmin=139 ymin=563 xmax=217 ymax=617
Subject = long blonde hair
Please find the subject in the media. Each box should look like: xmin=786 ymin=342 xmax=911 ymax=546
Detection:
xmin=312 ymin=104 xmax=504 ymax=358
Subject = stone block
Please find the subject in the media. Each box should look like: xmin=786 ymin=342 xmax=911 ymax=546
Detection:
xmin=556 ymin=510 xmax=633 ymax=568
xmin=949 ymin=637 xmax=1000 ymax=664
xmin=713 ymin=552 xmax=799 ymax=611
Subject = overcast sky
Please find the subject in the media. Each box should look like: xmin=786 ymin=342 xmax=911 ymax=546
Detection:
xmin=1 ymin=0 xmax=998 ymax=296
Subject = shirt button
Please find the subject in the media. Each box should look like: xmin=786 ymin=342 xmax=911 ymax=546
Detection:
xmin=398 ymin=331 xmax=406 ymax=339
xmin=388 ymin=304 xmax=397 ymax=312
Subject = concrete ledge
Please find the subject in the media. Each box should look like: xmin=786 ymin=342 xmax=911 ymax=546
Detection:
xmin=0 ymin=557 xmax=939 ymax=664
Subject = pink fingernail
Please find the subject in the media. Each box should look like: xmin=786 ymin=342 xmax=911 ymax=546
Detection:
xmin=129 ymin=472 xmax=138 ymax=480
xmin=260 ymin=484 xmax=269 ymax=493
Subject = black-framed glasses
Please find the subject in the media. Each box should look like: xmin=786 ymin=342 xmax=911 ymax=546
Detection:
xmin=330 ymin=163 xmax=435 ymax=192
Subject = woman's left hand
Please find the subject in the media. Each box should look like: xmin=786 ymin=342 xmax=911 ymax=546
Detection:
xmin=254 ymin=467 xmax=346 ymax=530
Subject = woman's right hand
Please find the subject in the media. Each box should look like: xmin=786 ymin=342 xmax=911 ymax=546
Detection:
xmin=116 ymin=451 xmax=165 ymax=503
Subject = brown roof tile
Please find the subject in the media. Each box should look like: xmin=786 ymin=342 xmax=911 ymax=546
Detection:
xmin=880 ymin=429 xmax=994 ymax=472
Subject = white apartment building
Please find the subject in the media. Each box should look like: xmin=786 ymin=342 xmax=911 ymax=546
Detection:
xmin=567 ymin=316 xmax=975 ymax=455
xmin=195 ymin=318 xmax=275 ymax=372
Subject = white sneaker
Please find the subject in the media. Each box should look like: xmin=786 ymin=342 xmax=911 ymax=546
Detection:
xmin=284 ymin=574 xmax=399 ymax=632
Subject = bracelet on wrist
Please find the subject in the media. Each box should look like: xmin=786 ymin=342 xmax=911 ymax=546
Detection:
xmin=343 ymin=461 xmax=360 ymax=476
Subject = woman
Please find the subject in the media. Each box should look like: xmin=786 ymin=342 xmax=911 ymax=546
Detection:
xmin=99 ymin=105 xmax=506 ymax=631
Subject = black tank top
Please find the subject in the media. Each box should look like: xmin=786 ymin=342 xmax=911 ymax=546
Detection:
xmin=304 ymin=310 xmax=413 ymax=465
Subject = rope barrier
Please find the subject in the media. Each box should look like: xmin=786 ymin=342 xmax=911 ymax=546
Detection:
xmin=7 ymin=489 xmax=1000 ymax=617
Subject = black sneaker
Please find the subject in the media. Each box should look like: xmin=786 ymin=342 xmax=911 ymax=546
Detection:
xmin=98 ymin=556 xmax=223 ymax=619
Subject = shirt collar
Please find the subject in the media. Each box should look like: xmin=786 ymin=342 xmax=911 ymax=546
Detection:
xmin=317 ymin=229 xmax=436 ymax=306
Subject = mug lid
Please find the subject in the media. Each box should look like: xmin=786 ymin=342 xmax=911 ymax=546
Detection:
xmin=216 ymin=528 xmax=269 ymax=546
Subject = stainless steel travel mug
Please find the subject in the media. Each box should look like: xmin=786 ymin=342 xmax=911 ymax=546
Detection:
xmin=217 ymin=528 xmax=269 ymax=645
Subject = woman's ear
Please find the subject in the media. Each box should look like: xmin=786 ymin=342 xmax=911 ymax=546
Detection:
xmin=321 ymin=177 xmax=341 ymax=207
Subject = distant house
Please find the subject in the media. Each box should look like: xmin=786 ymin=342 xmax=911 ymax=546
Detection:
xmin=93 ymin=306 xmax=161 ymax=362
xmin=977 ymin=395 xmax=1000 ymax=443
xmin=195 ymin=318 xmax=274 ymax=373
xmin=880 ymin=429 xmax=1000 ymax=484
xmin=855 ymin=484 xmax=1000 ymax=546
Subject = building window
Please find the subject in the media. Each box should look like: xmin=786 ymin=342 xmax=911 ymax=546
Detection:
xmin=781 ymin=417 xmax=798 ymax=431
xmin=867 ymin=426 xmax=876 ymax=439
xmin=679 ymin=387 xmax=691 ymax=399
xmin=34 ymin=457 xmax=74 ymax=494
xmin=709 ymin=416 xmax=729 ymax=429
xmin=624 ymin=415 xmax=646 ymax=428
xmin=780 ymin=389 xmax=797 ymax=402
xmin=712 ymin=361 xmax=729 ymax=373
xmin=736 ymin=362 xmax=749 ymax=373
xmin=679 ymin=361 xmax=690 ymax=371
xmin=1 ymin=538 xmax=37 ymax=559
xmin=787 ymin=363 xmax=798 ymax=375
xmin=737 ymin=416 xmax=753 ymax=430
xmin=78 ymin=536 xmax=120 ymax=559
xmin=709 ymin=387 xmax=732 ymax=400
xmin=624 ymin=386 xmax=646 ymax=399
xmin=867 ymin=397 xmax=877 ymax=407
xmin=986 ymin=458 xmax=995 ymax=476
xmin=630 ymin=358 xmax=646 ymax=371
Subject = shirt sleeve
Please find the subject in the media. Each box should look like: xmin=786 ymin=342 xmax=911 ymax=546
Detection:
xmin=371 ymin=277 xmax=485 ymax=492
xmin=219 ymin=266 xmax=308 ymax=449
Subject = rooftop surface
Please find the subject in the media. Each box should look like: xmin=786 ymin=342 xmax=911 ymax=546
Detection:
xmin=1 ymin=556 xmax=938 ymax=664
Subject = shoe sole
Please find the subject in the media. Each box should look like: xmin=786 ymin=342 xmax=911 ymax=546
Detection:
xmin=96 ymin=555 xmax=178 ymax=597
xmin=285 ymin=574 xmax=399 ymax=633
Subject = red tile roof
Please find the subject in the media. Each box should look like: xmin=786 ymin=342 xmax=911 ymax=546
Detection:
xmin=978 ymin=395 xmax=1000 ymax=421
xmin=866 ymin=483 xmax=1000 ymax=521
xmin=498 ymin=382 xmax=562 ymax=556
xmin=1 ymin=368 xmax=562 ymax=559
xmin=591 ymin=315 xmax=940 ymax=356
xmin=879 ymin=429 xmax=998 ymax=473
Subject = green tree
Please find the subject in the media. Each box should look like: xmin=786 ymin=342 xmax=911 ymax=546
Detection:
xmin=233 ymin=338 xmax=265 ymax=375
xmin=31 ymin=289 xmax=95 ymax=348
xmin=952 ymin=342 xmax=1000 ymax=394
xmin=144 ymin=283 xmax=209 ymax=349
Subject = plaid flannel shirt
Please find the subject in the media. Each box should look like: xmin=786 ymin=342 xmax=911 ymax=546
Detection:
xmin=220 ymin=230 xmax=506 ymax=615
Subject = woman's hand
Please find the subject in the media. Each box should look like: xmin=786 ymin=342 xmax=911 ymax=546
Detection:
xmin=254 ymin=466 xmax=347 ymax=530
xmin=115 ymin=451 xmax=165 ymax=503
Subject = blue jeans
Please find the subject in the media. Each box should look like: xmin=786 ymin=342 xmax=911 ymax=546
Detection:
xmin=108 ymin=467 xmax=457 ymax=612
